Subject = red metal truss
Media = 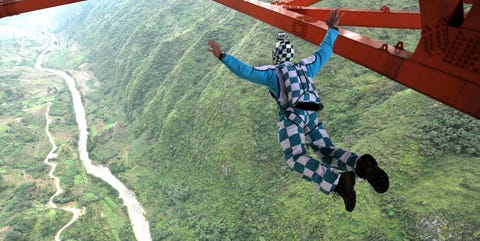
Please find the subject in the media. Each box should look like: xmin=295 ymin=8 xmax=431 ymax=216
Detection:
xmin=272 ymin=0 xmax=321 ymax=6
xmin=288 ymin=6 xmax=421 ymax=29
xmin=213 ymin=0 xmax=480 ymax=119
xmin=0 ymin=0 xmax=84 ymax=18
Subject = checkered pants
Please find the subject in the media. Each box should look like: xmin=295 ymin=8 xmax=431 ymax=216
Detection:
xmin=277 ymin=108 xmax=358 ymax=194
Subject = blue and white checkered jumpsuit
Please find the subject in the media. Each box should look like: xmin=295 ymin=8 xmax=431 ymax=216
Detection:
xmin=220 ymin=29 xmax=358 ymax=194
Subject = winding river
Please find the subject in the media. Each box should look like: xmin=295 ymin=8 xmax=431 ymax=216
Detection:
xmin=36 ymin=33 xmax=152 ymax=241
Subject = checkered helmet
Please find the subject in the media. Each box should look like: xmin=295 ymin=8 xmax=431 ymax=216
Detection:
xmin=272 ymin=39 xmax=295 ymax=64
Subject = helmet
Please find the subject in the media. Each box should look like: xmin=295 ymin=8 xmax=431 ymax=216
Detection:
xmin=272 ymin=33 xmax=294 ymax=64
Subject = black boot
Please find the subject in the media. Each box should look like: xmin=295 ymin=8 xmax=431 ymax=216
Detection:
xmin=333 ymin=171 xmax=356 ymax=212
xmin=356 ymin=154 xmax=389 ymax=193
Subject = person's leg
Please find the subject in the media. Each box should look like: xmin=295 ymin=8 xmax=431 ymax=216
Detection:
xmin=304 ymin=111 xmax=357 ymax=172
xmin=305 ymin=111 xmax=389 ymax=193
xmin=277 ymin=112 xmax=340 ymax=194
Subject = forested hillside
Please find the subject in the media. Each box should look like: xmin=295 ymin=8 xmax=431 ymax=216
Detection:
xmin=1 ymin=0 xmax=479 ymax=240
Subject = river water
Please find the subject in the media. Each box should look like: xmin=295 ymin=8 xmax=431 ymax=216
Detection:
xmin=36 ymin=34 xmax=152 ymax=241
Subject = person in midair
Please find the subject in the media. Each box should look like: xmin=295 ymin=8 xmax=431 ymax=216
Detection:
xmin=207 ymin=9 xmax=389 ymax=212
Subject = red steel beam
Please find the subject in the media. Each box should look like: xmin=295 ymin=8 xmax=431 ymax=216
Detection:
xmin=212 ymin=0 xmax=480 ymax=118
xmin=411 ymin=0 xmax=480 ymax=117
xmin=272 ymin=0 xmax=321 ymax=7
xmin=288 ymin=7 xmax=421 ymax=29
xmin=463 ymin=0 xmax=480 ymax=31
xmin=0 ymin=0 xmax=84 ymax=18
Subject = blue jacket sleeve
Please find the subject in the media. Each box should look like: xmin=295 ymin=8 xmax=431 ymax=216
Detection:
xmin=301 ymin=28 xmax=339 ymax=78
xmin=221 ymin=54 xmax=280 ymax=97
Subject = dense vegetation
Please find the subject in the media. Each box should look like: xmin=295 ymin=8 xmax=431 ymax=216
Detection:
xmin=0 ymin=15 xmax=135 ymax=241
xmin=1 ymin=0 xmax=479 ymax=240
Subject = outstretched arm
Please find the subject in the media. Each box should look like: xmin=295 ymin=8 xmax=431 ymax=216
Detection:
xmin=303 ymin=9 xmax=343 ymax=77
xmin=207 ymin=39 xmax=280 ymax=95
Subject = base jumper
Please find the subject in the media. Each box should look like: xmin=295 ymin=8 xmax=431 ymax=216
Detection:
xmin=207 ymin=9 xmax=389 ymax=212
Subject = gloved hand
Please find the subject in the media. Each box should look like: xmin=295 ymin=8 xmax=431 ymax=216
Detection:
xmin=326 ymin=8 xmax=344 ymax=29
xmin=207 ymin=39 xmax=224 ymax=60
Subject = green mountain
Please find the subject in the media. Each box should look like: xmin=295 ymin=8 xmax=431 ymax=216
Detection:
xmin=1 ymin=0 xmax=479 ymax=240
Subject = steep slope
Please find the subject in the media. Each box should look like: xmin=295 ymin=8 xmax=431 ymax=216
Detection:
xmin=51 ymin=0 xmax=480 ymax=240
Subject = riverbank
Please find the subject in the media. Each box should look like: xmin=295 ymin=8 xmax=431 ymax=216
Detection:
xmin=37 ymin=32 xmax=152 ymax=241
xmin=0 ymin=16 xmax=152 ymax=240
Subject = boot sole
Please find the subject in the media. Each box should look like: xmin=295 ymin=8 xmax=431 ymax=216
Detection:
xmin=357 ymin=155 xmax=389 ymax=193
xmin=364 ymin=166 xmax=389 ymax=193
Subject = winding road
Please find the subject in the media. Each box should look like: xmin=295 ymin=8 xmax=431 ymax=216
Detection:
xmin=37 ymin=32 xmax=152 ymax=241
xmin=42 ymin=102 xmax=85 ymax=241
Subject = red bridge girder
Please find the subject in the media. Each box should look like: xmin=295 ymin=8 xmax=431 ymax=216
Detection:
xmin=0 ymin=0 xmax=84 ymax=18
xmin=213 ymin=0 xmax=480 ymax=119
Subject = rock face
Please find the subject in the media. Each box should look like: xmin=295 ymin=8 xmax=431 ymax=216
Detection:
xmin=415 ymin=212 xmax=480 ymax=241
xmin=417 ymin=213 xmax=448 ymax=241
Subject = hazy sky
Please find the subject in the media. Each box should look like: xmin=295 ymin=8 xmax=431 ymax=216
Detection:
xmin=0 ymin=8 xmax=59 ymax=41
